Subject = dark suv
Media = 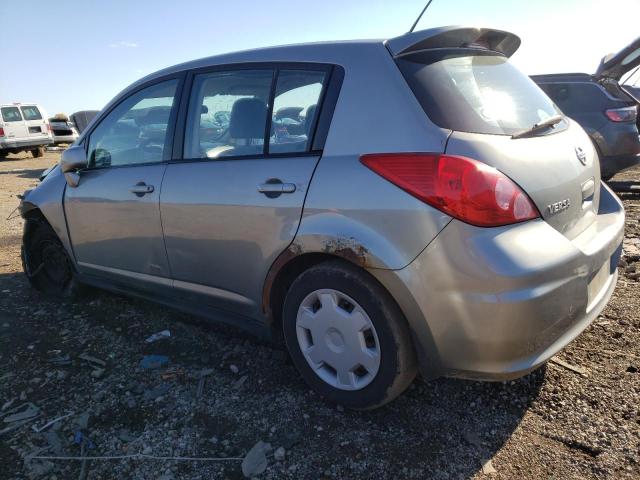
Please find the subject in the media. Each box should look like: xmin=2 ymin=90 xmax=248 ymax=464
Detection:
xmin=532 ymin=37 xmax=640 ymax=180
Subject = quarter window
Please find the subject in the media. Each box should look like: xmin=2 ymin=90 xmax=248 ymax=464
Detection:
xmin=20 ymin=106 xmax=42 ymax=121
xmin=184 ymin=70 xmax=273 ymax=159
xmin=87 ymin=79 xmax=178 ymax=168
xmin=269 ymin=70 xmax=326 ymax=154
xmin=1 ymin=107 xmax=22 ymax=122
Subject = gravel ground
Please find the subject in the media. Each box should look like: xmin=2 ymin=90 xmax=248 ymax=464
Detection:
xmin=0 ymin=151 xmax=638 ymax=480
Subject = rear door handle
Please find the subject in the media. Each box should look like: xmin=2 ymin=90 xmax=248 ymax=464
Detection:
xmin=130 ymin=182 xmax=154 ymax=196
xmin=257 ymin=181 xmax=296 ymax=197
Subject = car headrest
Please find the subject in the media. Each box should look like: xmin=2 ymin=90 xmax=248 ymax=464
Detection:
xmin=305 ymin=104 xmax=317 ymax=136
xmin=230 ymin=98 xmax=267 ymax=139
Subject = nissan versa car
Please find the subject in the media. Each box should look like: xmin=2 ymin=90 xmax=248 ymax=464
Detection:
xmin=19 ymin=27 xmax=625 ymax=410
xmin=532 ymin=36 xmax=640 ymax=180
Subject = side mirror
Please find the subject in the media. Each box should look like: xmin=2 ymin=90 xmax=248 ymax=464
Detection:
xmin=60 ymin=145 xmax=87 ymax=187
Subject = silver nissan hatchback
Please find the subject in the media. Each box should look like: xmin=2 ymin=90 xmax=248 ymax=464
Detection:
xmin=19 ymin=27 xmax=625 ymax=409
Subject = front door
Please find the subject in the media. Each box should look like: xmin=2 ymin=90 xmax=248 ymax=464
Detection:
xmin=64 ymin=78 xmax=181 ymax=286
xmin=160 ymin=67 xmax=329 ymax=318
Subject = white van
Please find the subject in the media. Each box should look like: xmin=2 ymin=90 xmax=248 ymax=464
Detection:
xmin=0 ymin=103 xmax=53 ymax=158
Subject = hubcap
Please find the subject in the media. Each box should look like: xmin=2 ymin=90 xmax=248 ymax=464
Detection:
xmin=296 ymin=289 xmax=381 ymax=391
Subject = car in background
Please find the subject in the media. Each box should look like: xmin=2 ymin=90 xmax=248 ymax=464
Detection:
xmin=49 ymin=114 xmax=79 ymax=145
xmin=19 ymin=27 xmax=624 ymax=409
xmin=532 ymin=37 xmax=640 ymax=180
xmin=0 ymin=103 xmax=53 ymax=158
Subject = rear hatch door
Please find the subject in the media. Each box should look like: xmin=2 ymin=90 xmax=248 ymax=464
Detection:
xmin=594 ymin=36 xmax=640 ymax=81
xmin=391 ymin=28 xmax=600 ymax=239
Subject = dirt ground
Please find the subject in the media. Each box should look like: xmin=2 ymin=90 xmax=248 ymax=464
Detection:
xmin=0 ymin=150 xmax=638 ymax=480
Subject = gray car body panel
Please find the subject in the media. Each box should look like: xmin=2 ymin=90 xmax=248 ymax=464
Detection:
xmin=20 ymin=27 xmax=626 ymax=381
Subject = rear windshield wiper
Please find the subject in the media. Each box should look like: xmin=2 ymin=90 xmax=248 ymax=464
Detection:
xmin=511 ymin=115 xmax=565 ymax=139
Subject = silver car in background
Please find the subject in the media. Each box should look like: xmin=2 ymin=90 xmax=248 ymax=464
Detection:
xmin=19 ymin=26 xmax=625 ymax=409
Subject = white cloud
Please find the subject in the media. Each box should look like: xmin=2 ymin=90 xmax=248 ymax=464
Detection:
xmin=108 ymin=41 xmax=138 ymax=48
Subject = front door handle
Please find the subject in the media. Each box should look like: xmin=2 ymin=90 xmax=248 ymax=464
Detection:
xmin=257 ymin=180 xmax=296 ymax=198
xmin=130 ymin=182 xmax=155 ymax=197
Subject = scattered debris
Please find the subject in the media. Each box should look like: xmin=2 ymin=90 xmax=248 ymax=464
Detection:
xmin=481 ymin=459 xmax=497 ymax=475
xmin=140 ymin=355 xmax=169 ymax=370
xmin=78 ymin=353 xmax=107 ymax=367
xmin=3 ymin=403 xmax=39 ymax=423
xmin=274 ymin=446 xmax=286 ymax=462
xmin=144 ymin=384 xmax=170 ymax=402
xmin=550 ymin=357 xmax=588 ymax=376
xmin=241 ymin=441 xmax=271 ymax=478
xmin=233 ymin=375 xmax=248 ymax=389
xmin=32 ymin=412 xmax=74 ymax=433
xmin=145 ymin=329 xmax=171 ymax=343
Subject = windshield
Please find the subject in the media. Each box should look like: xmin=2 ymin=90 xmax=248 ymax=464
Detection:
xmin=397 ymin=54 xmax=563 ymax=136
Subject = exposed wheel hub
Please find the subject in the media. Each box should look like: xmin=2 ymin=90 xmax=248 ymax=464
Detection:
xmin=296 ymin=289 xmax=381 ymax=391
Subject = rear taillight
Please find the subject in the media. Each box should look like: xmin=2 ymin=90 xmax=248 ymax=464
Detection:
xmin=46 ymin=124 xmax=52 ymax=132
xmin=0 ymin=127 xmax=4 ymax=137
xmin=605 ymin=106 xmax=637 ymax=122
xmin=360 ymin=153 xmax=540 ymax=227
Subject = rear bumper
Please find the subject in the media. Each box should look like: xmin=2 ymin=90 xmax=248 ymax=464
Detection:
xmin=0 ymin=137 xmax=53 ymax=150
xmin=371 ymin=183 xmax=625 ymax=380
xmin=52 ymin=133 xmax=78 ymax=144
xmin=601 ymin=152 xmax=640 ymax=179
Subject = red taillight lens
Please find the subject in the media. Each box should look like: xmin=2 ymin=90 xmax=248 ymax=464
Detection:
xmin=605 ymin=106 xmax=637 ymax=122
xmin=0 ymin=127 xmax=4 ymax=137
xmin=46 ymin=124 xmax=52 ymax=132
xmin=360 ymin=153 xmax=540 ymax=227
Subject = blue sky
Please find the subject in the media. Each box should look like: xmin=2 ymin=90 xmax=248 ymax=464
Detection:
xmin=1 ymin=0 xmax=638 ymax=115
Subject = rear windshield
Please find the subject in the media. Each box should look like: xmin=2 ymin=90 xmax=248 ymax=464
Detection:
xmin=397 ymin=54 xmax=563 ymax=136
xmin=1 ymin=107 xmax=22 ymax=122
xmin=20 ymin=106 xmax=42 ymax=120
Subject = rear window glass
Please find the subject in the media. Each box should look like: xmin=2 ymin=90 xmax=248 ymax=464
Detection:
xmin=397 ymin=55 xmax=563 ymax=135
xmin=20 ymin=106 xmax=42 ymax=120
xmin=1 ymin=107 xmax=22 ymax=122
xmin=537 ymin=82 xmax=607 ymax=114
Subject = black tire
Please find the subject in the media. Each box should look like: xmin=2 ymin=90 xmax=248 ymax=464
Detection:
xmin=282 ymin=261 xmax=416 ymax=410
xmin=31 ymin=147 xmax=45 ymax=158
xmin=22 ymin=218 xmax=81 ymax=298
xmin=0 ymin=150 xmax=8 ymax=158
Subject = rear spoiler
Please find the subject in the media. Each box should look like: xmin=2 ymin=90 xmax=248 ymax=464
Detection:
xmin=386 ymin=26 xmax=521 ymax=59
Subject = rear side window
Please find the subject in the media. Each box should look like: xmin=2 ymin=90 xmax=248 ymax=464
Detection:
xmin=20 ymin=106 xmax=42 ymax=120
xmin=1 ymin=107 xmax=22 ymax=122
xmin=270 ymin=70 xmax=326 ymax=154
xmin=397 ymin=55 xmax=563 ymax=135
xmin=184 ymin=69 xmax=273 ymax=159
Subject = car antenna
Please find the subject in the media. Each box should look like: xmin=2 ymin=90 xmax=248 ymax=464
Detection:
xmin=408 ymin=0 xmax=436 ymax=33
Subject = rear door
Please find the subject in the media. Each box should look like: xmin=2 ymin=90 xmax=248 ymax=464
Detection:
xmin=160 ymin=64 xmax=333 ymax=318
xmin=396 ymin=52 xmax=601 ymax=239
xmin=0 ymin=106 xmax=28 ymax=140
xmin=20 ymin=105 xmax=50 ymax=142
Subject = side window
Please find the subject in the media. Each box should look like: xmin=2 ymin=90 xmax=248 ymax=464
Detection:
xmin=184 ymin=70 xmax=273 ymax=159
xmin=540 ymin=83 xmax=604 ymax=114
xmin=87 ymin=79 xmax=178 ymax=168
xmin=20 ymin=106 xmax=42 ymax=121
xmin=269 ymin=70 xmax=327 ymax=154
xmin=1 ymin=107 xmax=22 ymax=122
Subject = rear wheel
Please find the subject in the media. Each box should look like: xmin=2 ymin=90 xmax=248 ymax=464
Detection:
xmin=31 ymin=147 xmax=45 ymax=158
xmin=0 ymin=151 xmax=8 ymax=159
xmin=22 ymin=219 xmax=80 ymax=298
xmin=282 ymin=261 xmax=416 ymax=410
